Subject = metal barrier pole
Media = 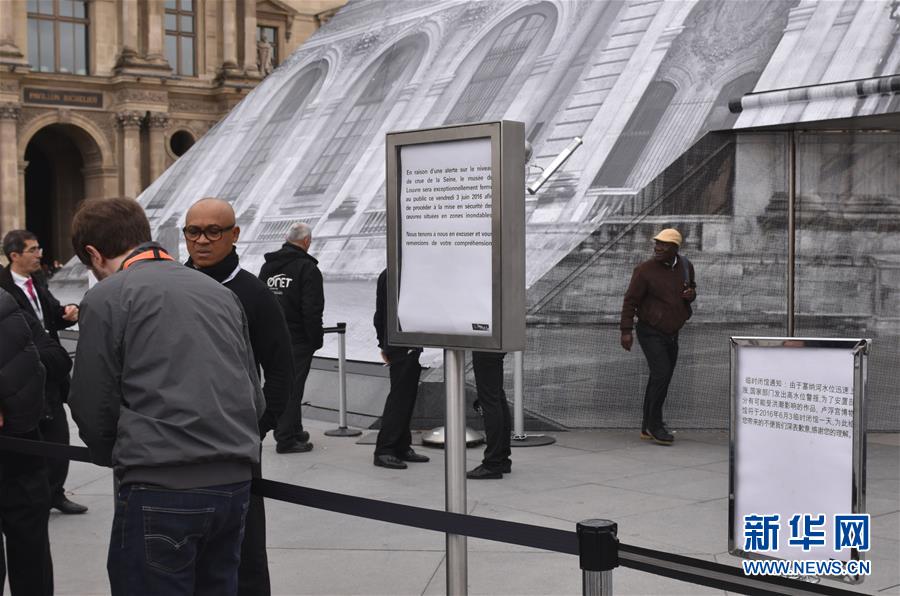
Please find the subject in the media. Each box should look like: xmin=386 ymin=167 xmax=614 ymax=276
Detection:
xmin=511 ymin=351 xmax=556 ymax=447
xmin=578 ymin=519 xmax=618 ymax=596
xmin=325 ymin=322 xmax=361 ymax=437
xmin=445 ymin=348 xmax=468 ymax=595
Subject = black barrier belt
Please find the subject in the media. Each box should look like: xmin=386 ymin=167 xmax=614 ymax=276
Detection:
xmin=0 ymin=437 xmax=862 ymax=596
xmin=619 ymin=544 xmax=858 ymax=596
xmin=0 ymin=435 xmax=93 ymax=462
xmin=253 ymin=478 xmax=579 ymax=555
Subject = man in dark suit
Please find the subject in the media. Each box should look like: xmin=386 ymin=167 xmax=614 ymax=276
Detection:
xmin=1 ymin=230 xmax=87 ymax=514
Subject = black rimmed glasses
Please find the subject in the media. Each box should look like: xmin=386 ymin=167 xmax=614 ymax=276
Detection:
xmin=182 ymin=225 xmax=235 ymax=242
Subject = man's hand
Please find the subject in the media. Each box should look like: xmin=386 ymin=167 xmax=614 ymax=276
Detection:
xmin=0 ymin=408 xmax=4 ymax=428
xmin=63 ymin=304 xmax=79 ymax=322
xmin=380 ymin=350 xmax=390 ymax=365
xmin=681 ymin=286 xmax=696 ymax=302
xmin=620 ymin=332 xmax=633 ymax=352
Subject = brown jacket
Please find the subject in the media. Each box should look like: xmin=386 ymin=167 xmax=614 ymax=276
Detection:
xmin=620 ymin=257 xmax=696 ymax=336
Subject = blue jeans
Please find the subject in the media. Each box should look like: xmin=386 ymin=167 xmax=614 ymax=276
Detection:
xmin=108 ymin=481 xmax=251 ymax=596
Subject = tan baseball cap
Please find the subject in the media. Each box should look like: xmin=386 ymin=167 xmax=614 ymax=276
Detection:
xmin=653 ymin=228 xmax=682 ymax=246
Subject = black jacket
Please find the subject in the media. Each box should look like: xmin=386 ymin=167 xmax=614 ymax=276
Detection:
xmin=0 ymin=265 xmax=76 ymax=342
xmin=259 ymin=243 xmax=324 ymax=353
xmin=0 ymin=289 xmax=70 ymax=435
xmin=188 ymin=249 xmax=293 ymax=437
xmin=0 ymin=265 xmax=73 ymax=407
xmin=373 ymin=269 xmax=422 ymax=361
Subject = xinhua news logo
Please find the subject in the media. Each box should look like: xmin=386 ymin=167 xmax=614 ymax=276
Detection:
xmin=741 ymin=513 xmax=872 ymax=578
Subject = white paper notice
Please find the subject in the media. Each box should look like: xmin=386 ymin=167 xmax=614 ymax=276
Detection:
xmin=398 ymin=138 xmax=493 ymax=336
xmin=734 ymin=346 xmax=855 ymax=561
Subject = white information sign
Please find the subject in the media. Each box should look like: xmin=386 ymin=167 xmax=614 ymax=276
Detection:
xmin=732 ymin=342 xmax=862 ymax=562
xmin=397 ymin=137 xmax=493 ymax=336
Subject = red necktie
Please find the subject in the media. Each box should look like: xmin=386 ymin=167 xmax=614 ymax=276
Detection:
xmin=24 ymin=277 xmax=37 ymax=302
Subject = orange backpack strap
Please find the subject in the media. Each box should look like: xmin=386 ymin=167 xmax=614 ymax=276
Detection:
xmin=121 ymin=247 xmax=175 ymax=270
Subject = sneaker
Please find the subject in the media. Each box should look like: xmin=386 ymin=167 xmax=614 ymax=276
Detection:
xmin=648 ymin=427 xmax=674 ymax=446
xmin=374 ymin=454 xmax=407 ymax=469
xmin=640 ymin=428 xmax=652 ymax=441
xmin=276 ymin=440 xmax=314 ymax=454
xmin=500 ymin=460 xmax=511 ymax=474
xmin=466 ymin=464 xmax=503 ymax=479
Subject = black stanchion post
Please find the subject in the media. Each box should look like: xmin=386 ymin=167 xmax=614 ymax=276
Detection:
xmin=325 ymin=322 xmax=361 ymax=437
xmin=577 ymin=519 xmax=618 ymax=596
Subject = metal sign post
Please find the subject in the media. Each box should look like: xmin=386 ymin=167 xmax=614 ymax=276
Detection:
xmin=444 ymin=348 xmax=468 ymax=594
xmin=385 ymin=121 xmax=526 ymax=596
xmin=511 ymin=351 xmax=556 ymax=447
xmin=325 ymin=322 xmax=361 ymax=437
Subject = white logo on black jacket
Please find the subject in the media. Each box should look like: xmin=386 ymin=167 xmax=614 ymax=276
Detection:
xmin=266 ymin=273 xmax=293 ymax=294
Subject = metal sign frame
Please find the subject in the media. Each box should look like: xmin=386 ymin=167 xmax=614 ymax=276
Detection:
xmin=728 ymin=336 xmax=870 ymax=584
xmin=385 ymin=120 xmax=525 ymax=352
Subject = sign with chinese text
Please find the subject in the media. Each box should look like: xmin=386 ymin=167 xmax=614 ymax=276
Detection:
xmin=729 ymin=337 xmax=869 ymax=582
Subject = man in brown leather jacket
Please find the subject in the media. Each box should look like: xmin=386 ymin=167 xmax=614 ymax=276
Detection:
xmin=620 ymin=228 xmax=696 ymax=446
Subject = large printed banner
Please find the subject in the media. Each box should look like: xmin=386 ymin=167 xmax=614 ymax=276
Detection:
xmin=397 ymin=138 xmax=493 ymax=336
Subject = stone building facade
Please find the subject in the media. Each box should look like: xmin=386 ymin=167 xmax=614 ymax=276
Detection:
xmin=0 ymin=0 xmax=344 ymax=264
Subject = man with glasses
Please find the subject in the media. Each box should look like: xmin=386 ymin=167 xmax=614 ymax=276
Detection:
xmin=0 ymin=230 xmax=87 ymax=515
xmin=259 ymin=222 xmax=323 ymax=455
xmin=182 ymin=197 xmax=295 ymax=596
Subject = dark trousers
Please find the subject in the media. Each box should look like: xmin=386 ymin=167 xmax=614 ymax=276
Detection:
xmin=472 ymin=352 xmax=511 ymax=469
xmin=275 ymin=349 xmax=311 ymax=445
xmin=374 ymin=351 xmax=422 ymax=457
xmin=237 ymin=458 xmax=269 ymax=596
xmin=38 ymin=401 xmax=70 ymax=501
xmin=108 ymin=480 xmax=251 ymax=596
xmin=636 ymin=322 xmax=679 ymax=432
xmin=0 ymin=430 xmax=53 ymax=596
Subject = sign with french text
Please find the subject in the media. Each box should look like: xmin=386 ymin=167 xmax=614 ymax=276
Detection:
xmin=385 ymin=121 xmax=525 ymax=351
xmin=23 ymin=87 xmax=103 ymax=109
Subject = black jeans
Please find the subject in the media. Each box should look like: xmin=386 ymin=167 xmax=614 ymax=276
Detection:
xmin=108 ymin=481 xmax=251 ymax=596
xmin=38 ymin=400 xmax=70 ymax=501
xmin=472 ymin=351 xmax=511 ymax=470
xmin=0 ymin=429 xmax=53 ymax=596
xmin=375 ymin=350 xmax=422 ymax=457
xmin=237 ymin=455 xmax=269 ymax=596
xmin=636 ymin=322 xmax=679 ymax=432
xmin=275 ymin=349 xmax=312 ymax=445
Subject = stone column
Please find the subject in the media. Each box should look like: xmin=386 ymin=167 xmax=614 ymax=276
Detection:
xmin=145 ymin=0 xmax=167 ymax=67
xmin=0 ymin=0 xmax=26 ymax=67
xmin=242 ymin=0 xmax=259 ymax=76
xmin=116 ymin=111 xmax=143 ymax=199
xmin=0 ymin=104 xmax=21 ymax=233
xmin=221 ymin=0 xmax=240 ymax=73
xmin=146 ymin=112 xmax=170 ymax=185
xmin=116 ymin=0 xmax=141 ymax=68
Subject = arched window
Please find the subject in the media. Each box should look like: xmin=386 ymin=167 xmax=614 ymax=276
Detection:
xmin=700 ymin=72 xmax=760 ymax=133
xmin=290 ymin=36 xmax=425 ymax=202
xmin=27 ymin=0 xmax=89 ymax=75
xmin=445 ymin=10 xmax=553 ymax=125
xmin=220 ymin=63 xmax=325 ymax=202
xmin=592 ymin=81 xmax=677 ymax=188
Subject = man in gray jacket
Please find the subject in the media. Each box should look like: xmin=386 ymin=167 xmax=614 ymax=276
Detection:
xmin=68 ymin=198 xmax=264 ymax=596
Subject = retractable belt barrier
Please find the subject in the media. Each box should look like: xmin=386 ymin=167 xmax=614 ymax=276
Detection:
xmin=0 ymin=435 xmax=860 ymax=596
